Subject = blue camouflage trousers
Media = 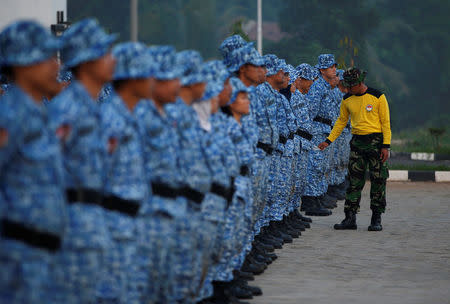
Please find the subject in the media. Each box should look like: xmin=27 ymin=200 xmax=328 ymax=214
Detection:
xmin=270 ymin=152 xmax=294 ymax=221
xmin=291 ymin=150 xmax=309 ymax=210
xmin=252 ymin=148 xmax=270 ymax=234
xmin=213 ymin=175 xmax=250 ymax=282
xmin=197 ymin=194 xmax=228 ymax=302
xmin=267 ymin=151 xmax=282 ymax=221
xmin=231 ymin=175 xmax=255 ymax=272
xmin=97 ymin=211 xmax=140 ymax=304
xmin=304 ymin=134 xmax=328 ymax=197
xmin=0 ymin=239 xmax=53 ymax=304
xmin=51 ymin=204 xmax=111 ymax=304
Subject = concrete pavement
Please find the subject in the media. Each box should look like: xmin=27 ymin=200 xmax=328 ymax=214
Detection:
xmin=250 ymin=182 xmax=450 ymax=304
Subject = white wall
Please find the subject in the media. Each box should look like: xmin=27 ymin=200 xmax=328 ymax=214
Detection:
xmin=0 ymin=0 xmax=67 ymax=31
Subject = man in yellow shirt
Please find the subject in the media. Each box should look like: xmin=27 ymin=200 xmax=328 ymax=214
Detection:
xmin=318 ymin=68 xmax=391 ymax=231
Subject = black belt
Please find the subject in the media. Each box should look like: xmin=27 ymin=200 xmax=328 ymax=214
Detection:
xmin=256 ymin=142 xmax=273 ymax=155
xmin=180 ymin=186 xmax=204 ymax=205
xmin=151 ymin=182 xmax=178 ymax=199
xmin=288 ymin=132 xmax=295 ymax=140
xmin=1 ymin=219 xmax=61 ymax=252
xmin=313 ymin=116 xmax=332 ymax=126
xmin=66 ymin=188 xmax=103 ymax=206
xmin=102 ymin=195 xmax=140 ymax=217
xmin=296 ymin=129 xmax=313 ymax=141
xmin=352 ymin=133 xmax=382 ymax=142
xmin=240 ymin=165 xmax=250 ymax=176
xmin=279 ymin=135 xmax=288 ymax=144
xmin=210 ymin=182 xmax=232 ymax=202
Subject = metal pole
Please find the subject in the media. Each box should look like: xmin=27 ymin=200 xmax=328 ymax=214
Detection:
xmin=130 ymin=0 xmax=138 ymax=41
xmin=257 ymin=0 xmax=262 ymax=55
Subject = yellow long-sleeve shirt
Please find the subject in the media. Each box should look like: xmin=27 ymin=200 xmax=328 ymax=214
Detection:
xmin=326 ymin=87 xmax=391 ymax=147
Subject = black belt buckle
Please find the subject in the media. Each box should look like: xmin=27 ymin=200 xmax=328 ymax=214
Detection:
xmin=313 ymin=116 xmax=332 ymax=126
xmin=1 ymin=219 xmax=61 ymax=252
xmin=240 ymin=165 xmax=250 ymax=176
xmin=288 ymin=132 xmax=295 ymax=140
xmin=180 ymin=186 xmax=204 ymax=205
xmin=102 ymin=195 xmax=140 ymax=217
xmin=256 ymin=142 xmax=273 ymax=155
xmin=151 ymin=182 xmax=178 ymax=199
xmin=210 ymin=182 xmax=233 ymax=202
xmin=296 ymin=129 xmax=313 ymax=141
xmin=66 ymin=188 xmax=103 ymax=206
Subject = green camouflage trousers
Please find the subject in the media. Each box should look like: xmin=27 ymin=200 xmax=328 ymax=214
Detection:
xmin=345 ymin=133 xmax=389 ymax=213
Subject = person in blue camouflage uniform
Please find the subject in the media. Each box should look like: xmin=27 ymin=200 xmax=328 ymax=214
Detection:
xmin=252 ymin=55 xmax=296 ymax=244
xmin=302 ymin=54 xmax=340 ymax=216
xmin=99 ymin=42 xmax=156 ymax=304
xmin=327 ymin=69 xmax=351 ymax=200
xmin=163 ymin=50 xmax=216 ymax=303
xmin=134 ymin=45 xmax=189 ymax=303
xmin=280 ymin=61 xmax=303 ymax=218
xmin=325 ymin=69 xmax=344 ymax=199
xmin=194 ymin=60 xmax=238 ymax=302
xmin=47 ymin=18 xmax=117 ymax=304
xmin=0 ymin=20 xmax=67 ymax=304
xmin=220 ymin=76 xmax=261 ymax=300
xmin=193 ymin=65 xmax=240 ymax=303
xmin=289 ymin=64 xmax=317 ymax=222
xmin=224 ymin=43 xmax=275 ymax=277
xmin=220 ymin=38 xmax=269 ymax=238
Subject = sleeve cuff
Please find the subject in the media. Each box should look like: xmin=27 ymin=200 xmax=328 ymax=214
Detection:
xmin=381 ymin=144 xmax=390 ymax=149
xmin=325 ymin=139 xmax=332 ymax=145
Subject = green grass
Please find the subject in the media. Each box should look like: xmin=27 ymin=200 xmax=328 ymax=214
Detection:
xmin=388 ymin=163 xmax=450 ymax=171
xmin=391 ymin=126 xmax=450 ymax=154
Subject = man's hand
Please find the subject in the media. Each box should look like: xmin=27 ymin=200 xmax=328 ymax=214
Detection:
xmin=318 ymin=142 xmax=329 ymax=151
xmin=380 ymin=148 xmax=389 ymax=163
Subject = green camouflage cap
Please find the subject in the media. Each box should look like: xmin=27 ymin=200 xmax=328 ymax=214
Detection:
xmin=342 ymin=67 xmax=367 ymax=87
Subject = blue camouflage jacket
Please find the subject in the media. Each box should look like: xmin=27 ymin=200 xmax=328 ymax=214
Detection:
xmin=0 ymin=85 xmax=67 ymax=236
xmin=307 ymin=76 xmax=335 ymax=136
xmin=48 ymin=80 xmax=107 ymax=191
xmin=100 ymin=91 xmax=149 ymax=203
xmin=134 ymin=99 xmax=186 ymax=217
xmin=165 ymin=99 xmax=212 ymax=194
xmin=291 ymin=90 xmax=313 ymax=151
xmin=255 ymin=82 xmax=279 ymax=148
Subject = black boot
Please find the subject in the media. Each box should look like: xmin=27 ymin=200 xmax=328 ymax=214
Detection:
xmin=302 ymin=196 xmax=332 ymax=216
xmin=368 ymin=211 xmax=383 ymax=231
xmin=329 ymin=184 xmax=346 ymax=200
xmin=334 ymin=210 xmax=357 ymax=230
xmin=320 ymin=194 xmax=337 ymax=209
xmin=294 ymin=209 xmax=312 ymax=225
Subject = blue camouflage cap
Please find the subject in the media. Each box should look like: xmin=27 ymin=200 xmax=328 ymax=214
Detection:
xmin=226 ymin=44 xmax=265 ymax=72
xmin=296 ymin=63 xmax=316 ymax=80
xmin=337 ymin=69 xmax=344 ymax=81
xmin=148 ymin=45 xmax=183 ymax=80
xmin=60 ymin=18 xmax=117 ymax=69
xmin=285 ymin=64 xmax=298 ymax=84
xmin=219 ymin=34 xmax=254 ymax=62
xmin=202 ymin=60 xmax=230 ymax=101
xmin=315 ymin=54 xmax=336 ymax=69
xmin=0 ymin=20 xmax=62 ymax=67
xmin=228 ymin=77 xmax=249 ymax=105
xmin=112 ymin=42 xmax=155 ymax=80
xmin=264 ymin=54 xmax=284 ymax=76
xmin=176 ymin=50 xmax=207 ymax=86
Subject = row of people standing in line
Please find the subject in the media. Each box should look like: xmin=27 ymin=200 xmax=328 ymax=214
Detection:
xmin=0 ymin=17 xmax=350 ymax=304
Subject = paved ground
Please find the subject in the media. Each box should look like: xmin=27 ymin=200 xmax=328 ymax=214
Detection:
xmin=250 ymin=182 xmax=450 ymax=304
